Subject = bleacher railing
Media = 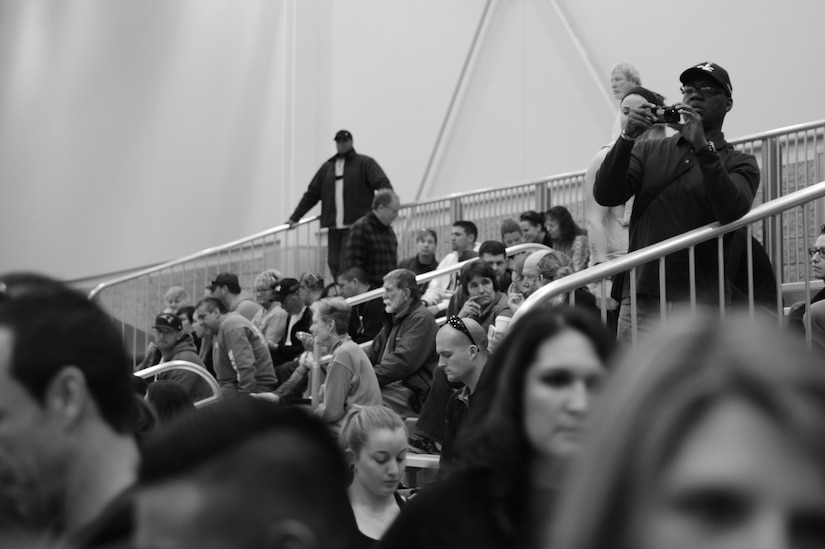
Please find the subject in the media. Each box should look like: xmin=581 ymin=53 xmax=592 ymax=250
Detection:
xmin=512 ymin=181 xmax=825 ymax=347
xmin=90 ymin=216 xmax=322 ymax=359
xmin=91 ymin=120 xmax=825 ymax=358
xmin=134 ymin=360 xmax=223 ymax=408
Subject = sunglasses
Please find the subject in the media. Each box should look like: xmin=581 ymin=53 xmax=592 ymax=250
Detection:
xmin=446 ymin=315 xmax=478 ymax=348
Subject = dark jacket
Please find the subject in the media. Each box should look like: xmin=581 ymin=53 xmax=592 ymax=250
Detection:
xmin=272 ymin=307 xmax=313 ymax=365
xmin=368 ymin=300 xmax=437 ymax=399
xmin=289 ymin=149 xmax=392 ymax=228
xmin=348 ymin=293 xmax=385 ymax=344
xmin=346 ymin=211 xmax=399 ymax=287
xmin=158 ymin=334 xmax=213 ymax=402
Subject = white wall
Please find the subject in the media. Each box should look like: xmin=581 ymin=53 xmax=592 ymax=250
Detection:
xmin=1 ymin=0 xmax=823 ymax=280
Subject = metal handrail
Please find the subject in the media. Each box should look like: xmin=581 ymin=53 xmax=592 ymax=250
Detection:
xmin=87 ymin=118 xmax=825 ymax=303
xmin=135 ymin=359 xmax=223 ymax=408
xmin=88 ymin=215 xmax=319 ymax=300
xmin=406 ymin=118 xmax=825 ymax=208
xmin=345 ymin=242 xmax=551 ymax=307
xmin=512 ymin=181 xmax=825 ymax=323
xmin=727 ymin=118 xmax=825 ymax=144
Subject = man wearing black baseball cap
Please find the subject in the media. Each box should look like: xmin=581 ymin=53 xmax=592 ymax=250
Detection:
xmin=593 ymin=61 xmax=760 ymax=342
xmin=286 ymin=129 xmax=393 ymax=282
xmin=147 ymin=313 xmax=212 ymax=402
xmin=207 ymin=272 xmax=261 ymax=322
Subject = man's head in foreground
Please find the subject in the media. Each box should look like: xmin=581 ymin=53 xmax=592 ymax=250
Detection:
xmin=0 ymin=272 xmax=139 ymax=534
xmin=134 ymin=399 xmax=356 ymax=549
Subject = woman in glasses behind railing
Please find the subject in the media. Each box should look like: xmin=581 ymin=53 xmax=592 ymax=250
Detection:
xmin=788 ymin=224 xmax=825 ymax=346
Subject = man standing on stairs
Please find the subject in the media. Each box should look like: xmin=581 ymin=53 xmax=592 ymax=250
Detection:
xmin=593 ymin=61 xmax=759 ymax=343
xmin=286 ymin=130 xmax=393 ymax=282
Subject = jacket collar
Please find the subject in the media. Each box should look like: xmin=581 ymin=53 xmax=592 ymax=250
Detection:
xmin=328 ymin=148 xmax=356 ymax=163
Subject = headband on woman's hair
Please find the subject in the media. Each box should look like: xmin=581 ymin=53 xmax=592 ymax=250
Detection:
xmin=622 ymin=86 xmax=664 ymax=106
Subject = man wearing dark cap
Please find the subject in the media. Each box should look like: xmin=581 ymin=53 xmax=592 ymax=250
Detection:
xmin=594 ymin=61 xmax=760 ymax=342
xmin=146 ymin=313 xmax=213 ymax=402
xmin=286 ymin=130 xmax=392 ymax=282
xmin=207 ymin=272 xmax=261 ymax=322
xmin=270 ymin=277 xmax=313 ymax=372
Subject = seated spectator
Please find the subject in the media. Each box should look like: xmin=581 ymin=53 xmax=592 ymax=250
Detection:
xmin=340 ymin=266 xmax=384 ymax=344
xmin=145 ymin=380 xmax=195 ymax=424
xmin=163 ymin=286 xmax=190 ymax=314
xmin=510 ymin=249 xmax=597 ymax=314
xmin=191 ymin=304 xmax=215 ymax=377
xmin=346 ymin=189 xmax=401 ymax=287
xmin=368 ymin=269 xmax=438 ymax=418
xmin=789 ymin=224 xmax=825 ymax=337
xmin=453 ymin=260 xmax=511 ymax=330
xmin=436 ymin=317 xmax=489 ymax=468
xmin=519 ymin=210 xmax=552 ymax=247
xmin=299 ymin=271 xmax=325 ymax=307
xmin=251 ymin=268 xmax=288 ymax=353
xmin=545 ymin=205 xmax=590 ymax=272
xmin=339 ymin=406 xmax=408 ymax=546
xmin=499 ymin=218 xmax=523 ymax=250
xmin=195 ymin=297 xmax=277 ymax=395
xmin=207 ymin=272 xmax=261 ymax=322
xmin=308 ymin=298 xmax=382 ymax=429
xmin=550 ymin=310 xmax=825 ymax=549
xmin=479 ymin=240 xmax=512 ymax=290
xmin=414 ymin=261 xmax=510 ymax=455
xmin=377 ymin=307 xmax=616 ymax=549
xmin=141 ymin=313 xmax=213 ymax=402
xmin=271 ymin=278 xmax=313 ymax=369
xmin=421 ymin=221 xmax=480 ymax=314
xmin=0 ymin=272 xmax=144 ymax=547
xmin=176 ymin=305 xmax=201 ymax=352
xmin=508 ymin=252 xmax=527 ymax=296
xmin=398 ymin=228 xmax=439 ymax=292
xmin=134 ymin=399 xmax=357 ymax=549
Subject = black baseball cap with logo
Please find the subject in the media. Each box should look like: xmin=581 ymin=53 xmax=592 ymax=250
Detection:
xmin=679 ymin=61 xmax=732 ymax=97
xmin=334 ymin=130 xmax=353 ymax=142
xmin=153 ymin=313 xmax=183 ymax=332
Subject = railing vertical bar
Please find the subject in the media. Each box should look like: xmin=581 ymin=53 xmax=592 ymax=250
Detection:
xmin=802 ymin=204 xmax=812 ymax=348
xmin=630 ymin=267 xmax=638 ymax=346
xmin=746 ymin=224 xmax=755 ymax=318
xmin=659 ymin=257 xmax=667 ymax=324
xmin=717 ymin=235 xmax=725 ymax=319
xmin=772 ymin=213 xmax=784 ymax=329
xmin=599 ymin=279 xmax=607 ymax=324
xmin=689 ymin=246 xmax=697 ymax=314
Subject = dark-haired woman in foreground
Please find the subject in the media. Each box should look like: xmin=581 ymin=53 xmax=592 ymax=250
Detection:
xmin=376 ymin=306 xmax=615 ymax=549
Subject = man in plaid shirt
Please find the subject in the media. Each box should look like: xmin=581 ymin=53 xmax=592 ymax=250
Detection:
xmin=345 ymin=190 xmax=400 ymax=287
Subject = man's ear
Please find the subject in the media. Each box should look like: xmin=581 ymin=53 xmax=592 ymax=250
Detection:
xmin=343 ymin=448 xmax=356 ymax=467
xmin=725 ymin=96 xmax=733 ymax=113
xmin=44 ymin=366 xmax=88 ymax=428
xmin=265 ymin=519 xmax=317 ymax=549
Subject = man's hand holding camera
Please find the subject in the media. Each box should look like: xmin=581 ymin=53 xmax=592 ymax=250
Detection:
xmin=621 ymin=102 xmax=706 ymax=150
